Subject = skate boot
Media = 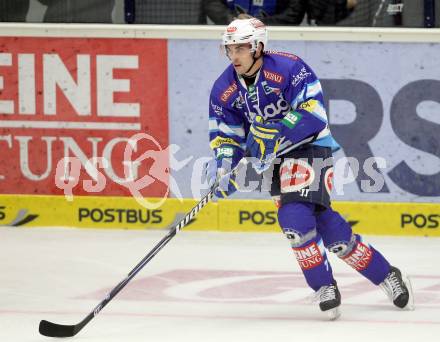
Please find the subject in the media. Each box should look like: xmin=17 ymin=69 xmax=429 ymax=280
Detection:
xmin=380 ymin=266 xmax=414 ymax=310
xmin=315 ymin=282 xmax=341 ymax=320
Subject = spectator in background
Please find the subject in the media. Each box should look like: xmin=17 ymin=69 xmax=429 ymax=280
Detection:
xmin=204 ymin=0 xmax=357 ymax=26
xmin=306 ymin=0 xmax=357 ymax=25
xmin=37 ymin=0 xmax=114 ymax=23
xmin=0 ymin=0 xmax=30 ymax=21
xmin=132 ymin=0 xmax=206 ymax=24
xmin=394 ymin=0 xmax=438 ymax=27
xmin=337 ymin=0 xmax=439 ymax=27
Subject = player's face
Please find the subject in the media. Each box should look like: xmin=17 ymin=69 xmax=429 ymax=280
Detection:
xmin=224 ymin=43 xmax=254 ymax=75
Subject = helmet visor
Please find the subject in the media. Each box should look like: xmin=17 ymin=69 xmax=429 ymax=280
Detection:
xmin=220 ymin=43 xmax=254 ymax=59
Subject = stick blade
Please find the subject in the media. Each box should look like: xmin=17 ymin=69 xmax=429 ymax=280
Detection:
xmin=39 ymin=320 xmax=77 ymax=337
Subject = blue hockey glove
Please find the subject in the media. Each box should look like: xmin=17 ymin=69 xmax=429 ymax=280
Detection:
xmin=203 ymin=158 xmax=219 ymax=187
xmin=202 ymin=156 xmax=239 ymax=198
xmin=246 ymin=116 xmax=282 ymax=174
xmin=203 ymin=156 xmax=247 ymax=199
xmin=203 ymin=151 xmax=240 ymax=187
xmin=214 ymin=170 xmax=240 ymax=198
xmin=203 ymin=144 xmax=244 ymax=190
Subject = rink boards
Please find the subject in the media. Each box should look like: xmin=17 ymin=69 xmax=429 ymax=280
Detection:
xmin=0 ymin=194 xmax=438 ymax=237
xmin=0 ymin=25 xmax=439 ymax=239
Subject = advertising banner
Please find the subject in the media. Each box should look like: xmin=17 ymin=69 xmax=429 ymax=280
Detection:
xmin=218 ymin=199 xmax=440 ymax=237
xmin=0 ymin=37 xmax=169 ymax=197
xmin=1 ymin=194 xmax=438 ymax=236
xmin=0 ymin=194 xmax=218 ymax=230
xmin=0 ymin=29 xmax=438 ymax=234
xmin=168 ymin=39 xmax=440 ymax=203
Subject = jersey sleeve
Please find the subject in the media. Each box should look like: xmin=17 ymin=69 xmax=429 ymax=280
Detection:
xmin=208 ymin=90 xmax=246 ymax=168
xmin=279 ymin=60 xmax=329 ymax=146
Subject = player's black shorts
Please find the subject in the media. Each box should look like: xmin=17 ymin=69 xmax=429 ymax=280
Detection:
xmin=235 ymin=145 xmax=333 ymax=211
xmin=269 ymin=145 xmax=333 ymax=211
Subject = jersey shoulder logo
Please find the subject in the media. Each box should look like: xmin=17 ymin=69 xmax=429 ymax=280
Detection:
xmin=292 ymin=66 xmax=312 ymax=87
xmin=299 ymin=99 xmax=318 ymax=113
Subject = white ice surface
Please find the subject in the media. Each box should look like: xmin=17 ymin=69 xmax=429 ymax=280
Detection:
xmin=1 ymin=227 xmax=439 ymax=342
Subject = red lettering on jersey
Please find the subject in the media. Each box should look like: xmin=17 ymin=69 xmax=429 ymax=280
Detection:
xmin=263 ymin=70 xmax=284 ymax=84
xmin=220 ymin=82 xmax=238 ymax=102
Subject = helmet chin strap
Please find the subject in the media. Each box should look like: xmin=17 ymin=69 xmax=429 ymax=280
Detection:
xmin=242 ymin=50 xmax=262 ymax=77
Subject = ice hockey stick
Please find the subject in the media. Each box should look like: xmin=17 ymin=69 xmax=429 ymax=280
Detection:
xmin=39 ymin=186 xmax=215 ymax=338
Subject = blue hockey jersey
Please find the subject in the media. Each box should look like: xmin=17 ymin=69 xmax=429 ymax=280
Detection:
xmin=208 ymin=51 xmax=340 ymax=164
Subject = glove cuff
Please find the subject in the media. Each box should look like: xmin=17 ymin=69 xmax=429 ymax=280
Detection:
xmin=215 ymin=146 xmax=244 ymax=170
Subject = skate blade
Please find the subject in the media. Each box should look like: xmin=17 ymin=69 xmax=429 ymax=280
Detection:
xmin=403 ymin=275 xmax=415 ymax=311
xmin=326 ymin=307 xmax=341 ymax=321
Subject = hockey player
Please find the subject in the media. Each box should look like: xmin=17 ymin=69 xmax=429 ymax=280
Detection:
xmin=204 ymin=15 xmax=414 ymax=319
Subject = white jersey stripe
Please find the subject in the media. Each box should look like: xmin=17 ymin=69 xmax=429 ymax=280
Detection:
xmin=209 ymin=119 xmax=245 ymax=138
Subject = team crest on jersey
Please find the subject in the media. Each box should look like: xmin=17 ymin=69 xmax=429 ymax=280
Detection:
xmin=232 ymin=93 xmax=245 ymax=110
xmin=263 ymin=69 xmax=284 ymax=84
xmin=220 ymin=82 xmax=238 ymax=103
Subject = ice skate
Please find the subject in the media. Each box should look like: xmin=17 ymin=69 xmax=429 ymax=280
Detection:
xmin=380 ymin=266 xmax=414 ymax=310
xmin=314 ymin=282 xmax=341 ymax=320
